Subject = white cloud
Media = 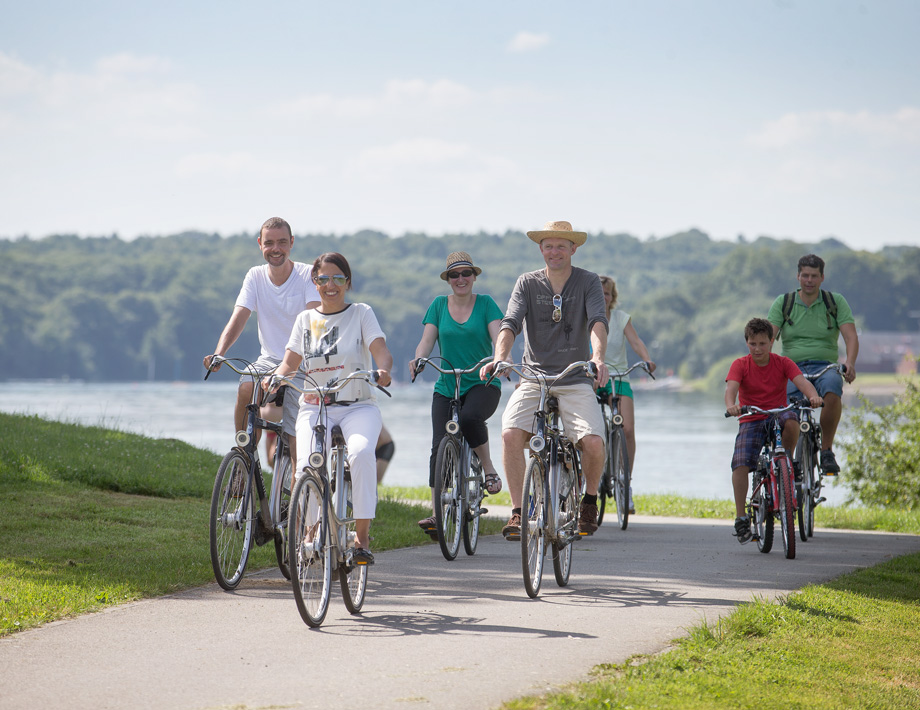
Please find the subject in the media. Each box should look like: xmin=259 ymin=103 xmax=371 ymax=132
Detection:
xmin=751 ymin=107 xmax=920 ymax=149
xmin=174 ymin=151 xmax=314 ymax=180
xmin=507 ymin=31 xmax=550 ymax=53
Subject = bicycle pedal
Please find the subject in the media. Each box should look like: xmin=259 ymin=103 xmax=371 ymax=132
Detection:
xmin=503 ymin=532 xmax=521 ymax=542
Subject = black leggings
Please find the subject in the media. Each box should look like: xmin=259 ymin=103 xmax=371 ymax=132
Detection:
xmin=429 ymin=384 xmax=501 ymax=487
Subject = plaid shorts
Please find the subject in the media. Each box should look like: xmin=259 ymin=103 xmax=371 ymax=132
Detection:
xmin=731 ymin=411 xmax=798 ymax=470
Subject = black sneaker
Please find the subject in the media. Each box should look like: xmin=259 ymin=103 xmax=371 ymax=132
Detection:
xmin=733 ymin=516 xmax=753 ymax=544
xmin=820 ymin=449 xmax=840 ymax=475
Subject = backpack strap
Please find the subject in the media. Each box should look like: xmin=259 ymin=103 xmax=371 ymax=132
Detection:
xmin=820 ymin=290 xmax=838 ymax=330
xmin=780 ymin=291 xmax=796 ymax=327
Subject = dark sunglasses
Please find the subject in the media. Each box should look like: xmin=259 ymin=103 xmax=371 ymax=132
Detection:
xmin=447 ymin=269 xmax=475 ymax=280
xmin=314 ymin=274 xmax=348 ymax=286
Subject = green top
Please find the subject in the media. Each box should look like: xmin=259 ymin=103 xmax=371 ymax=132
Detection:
xmin=767 ymin=290 xmax=854 ymax=363
xmin=423 ymin=294 xmax=503 ymax=398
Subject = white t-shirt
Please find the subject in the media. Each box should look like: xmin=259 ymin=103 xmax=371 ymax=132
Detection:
xmin=604 ymin=310 xmax=631 ymax=373
xmin=236 ymin=262 xmax=320 ymax=360
xmin=286 ymin=303 xmax=387 ymax=403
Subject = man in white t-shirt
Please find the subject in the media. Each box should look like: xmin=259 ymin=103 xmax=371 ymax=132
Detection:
xmin=204 ymin=217 xmax=320 ymax=464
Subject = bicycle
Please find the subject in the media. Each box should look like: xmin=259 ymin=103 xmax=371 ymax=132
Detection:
xmin=411 ymin=355 xmax=493 ymax=561
xmin=597 ymin=361 xmax=655 ymax=529
xmin=204 ymin=356 xmax=294 ymax=590
xmin=273 ymin=369 xmax=390 ymax=628
xmin=793 ymin=363 xmax=844 ymax=541
xmin=492 ymin=360 xmax=594 ymax=598
xmin=726 ymin=403 xmax=800 ymax=559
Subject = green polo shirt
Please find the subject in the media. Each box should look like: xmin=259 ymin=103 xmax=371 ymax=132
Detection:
xmin=767 ymin=290 xmax=854 ymax=363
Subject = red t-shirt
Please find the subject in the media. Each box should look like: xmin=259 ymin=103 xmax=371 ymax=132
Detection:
xmin=726 ymin=354 xmax=801 ymax=421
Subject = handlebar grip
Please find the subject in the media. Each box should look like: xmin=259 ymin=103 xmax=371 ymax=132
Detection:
xmin=645 ymin=361 xmax=657 ymax=380
xmin=410 ymin=358 xmax=425 ymax=383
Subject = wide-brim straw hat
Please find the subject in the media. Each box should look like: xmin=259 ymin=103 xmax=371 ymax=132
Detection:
xmin=526 ymin=220 xmax=587 ymax=246
xmin=440 ymin=251 xmax=483 ymax=281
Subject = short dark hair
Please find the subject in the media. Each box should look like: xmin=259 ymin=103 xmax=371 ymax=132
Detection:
xmin=259 ymin=217 xmax=292 ymax=240
xmin=797 ymin=253 xmax=825 ymax=275
xmin=744 ymin=317 xmax=774 ymax=342
xmin=312 ymin=252 xmax=352 ymax=289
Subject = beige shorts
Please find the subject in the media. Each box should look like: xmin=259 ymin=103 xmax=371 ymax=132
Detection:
xmin=501 ymin=381 xmax=606 ymax=444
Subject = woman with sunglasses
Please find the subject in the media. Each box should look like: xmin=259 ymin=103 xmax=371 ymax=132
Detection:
xmin=410 ymin=251 xmax=504 ymax=535
xmin=274 ymin=252 xmax=393 ymax=564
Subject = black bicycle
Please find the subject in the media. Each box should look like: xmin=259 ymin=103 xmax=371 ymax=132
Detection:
xmin=412 ymin=355 xmax=493 ymax=561
xmin=597 ymin=361 xmax=654 ymax=529
xmin=204 ymin=356 xmax=294 ymax=590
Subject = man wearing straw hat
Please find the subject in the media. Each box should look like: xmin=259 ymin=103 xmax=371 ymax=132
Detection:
xmin=481 ymin=220 xmax=609 ymax=537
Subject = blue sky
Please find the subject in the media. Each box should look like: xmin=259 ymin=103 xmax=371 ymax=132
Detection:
xmin=1 ymin=1 xmax=918 ymax=250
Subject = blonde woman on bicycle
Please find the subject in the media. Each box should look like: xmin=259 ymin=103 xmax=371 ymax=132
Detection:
xmin=273 ymin=252 xmax=393 ymax=565
xmin=596 ymin=275 xmax=656 ymax=513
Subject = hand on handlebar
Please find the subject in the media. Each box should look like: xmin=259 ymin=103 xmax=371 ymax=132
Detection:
xmin=725 ymin=403 xmax=744 ymax=418
xmin=590 ymin=359 xmax=608 ymax=389
xmin=808 ymin=394 xmax=824 ymax=409
xmin=375 ymin=369 xmax=392 ymax=388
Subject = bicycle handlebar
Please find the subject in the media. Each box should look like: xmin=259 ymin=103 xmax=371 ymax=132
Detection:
xmin=492 ymin=359 xmax=598 ymax=388
xmin=271 ymin=369 xmax=392 ymax=399
xmin=801 ymin=362 xmax=847 ymax=381
xmin=609 ymin=361 xmax=656 ymax=381
xmin=410 ymin=355 xmax=493 ymax=384
xmin=204 ymin=354 xmax=277 ymax=381
xmin=724 ymin=402 xmax=817 ymax=419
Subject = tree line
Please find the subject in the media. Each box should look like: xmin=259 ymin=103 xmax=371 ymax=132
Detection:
xmin=1 ymin=228 xmax=918 ymax=383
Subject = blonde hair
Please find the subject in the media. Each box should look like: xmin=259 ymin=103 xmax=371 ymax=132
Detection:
xmin=599 ymin=275 xmax=618 ymax=318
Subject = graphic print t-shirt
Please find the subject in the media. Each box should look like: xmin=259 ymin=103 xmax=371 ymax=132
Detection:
xmin=286 ymin=303 xmax=386 ymax=403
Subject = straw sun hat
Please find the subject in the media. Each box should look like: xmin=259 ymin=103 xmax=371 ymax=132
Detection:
xmin=440 ymin=251 xmax=483 ymax=281
xmin=526 ymin=220 xmax=587 ymax=246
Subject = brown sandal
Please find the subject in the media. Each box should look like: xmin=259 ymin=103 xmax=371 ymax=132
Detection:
xmin=484 ymin=472 xmax=502 ymax=495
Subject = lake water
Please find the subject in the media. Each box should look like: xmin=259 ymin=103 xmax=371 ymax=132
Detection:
xmin=0 ymin=380 xmax=852 ymax=506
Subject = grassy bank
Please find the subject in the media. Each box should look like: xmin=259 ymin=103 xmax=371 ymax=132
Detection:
xmin=0 ymin=412 xmax=501 ymax=636
xmin=501 ymin=551 xmax=920 ymax=709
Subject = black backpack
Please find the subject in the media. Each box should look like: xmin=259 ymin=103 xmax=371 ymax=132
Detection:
xmin=780 ymin=290 xmax=838 ymax=330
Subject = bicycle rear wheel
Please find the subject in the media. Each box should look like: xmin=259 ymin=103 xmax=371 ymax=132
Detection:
xmin=462 ymin=453 xmax=482 ymax=556
xmin=521 ymin=456 xmax=546 ymax=598
xmin=597 ymin=420 xmax=612 ymax=526
xmin=209 ymin=450 xmax=255 ymax=590
xmin=775 ymin=455 xmax=796 ymax=560
xmin=795 ymin=434 xmax=816 ymax=542
xmin=434 ymin=435 xmax=462 ymax=561
xmin=552 ymin=448 xmax=577 ymax=587
xmin=272 ymin=449 xmax=293 ymax=580
xmin=339 ymin=474 xmax=368 ymax=614
xmin=802 ymin=434 xmax=818 ymax=539
xmin=289 ymin=473 xmax=332 ymax=627
xmin=612 ymin=428 xmax=630 ymax=530
xmin=751 ymin=471 xmax=774 ymax=554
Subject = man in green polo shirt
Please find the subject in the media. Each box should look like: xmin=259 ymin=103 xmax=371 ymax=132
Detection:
xmin=768 ymin=254 xmax=859 ymax=474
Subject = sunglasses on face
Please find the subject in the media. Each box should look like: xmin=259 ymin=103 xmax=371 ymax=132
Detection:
xmin=314 ymin=274 xmax=348 ymax=287
xmin=552 ymin=294 xmax=562 ymax=322
xmin=447 ymin=269 xmax=475 ymax=280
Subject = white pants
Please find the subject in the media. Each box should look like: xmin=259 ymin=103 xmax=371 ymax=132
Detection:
xmin=295 ymin=402 xmax=381 ymax=519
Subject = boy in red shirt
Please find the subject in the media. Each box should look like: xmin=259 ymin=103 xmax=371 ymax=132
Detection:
xmin=725 ymin=318 xmax=822 ymax=543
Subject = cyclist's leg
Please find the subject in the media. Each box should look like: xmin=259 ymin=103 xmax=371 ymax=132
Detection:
xmin=460 ymin=384 xmax=502 ymax=492
xmin=293 ymin=404 xmax=322 ymax=485
xmin=500 ymin=381 xmax=542 ymax=509
xmin=421 ymin=394 xmax=452 ymax=527
xmin=616 ymin=382 xmax=637 ymax=471
xmin=338 ymin=403 xmax=382 ymax=553
xmin=731 ymin=419 xmax=764 ymax=521
xmin=557 ymin=384 xmax=607 ymax=496
xmin=281 ymin=369 xmax=305 ymax=471
xmin=780 ymin=412 xmax=799 ymax=456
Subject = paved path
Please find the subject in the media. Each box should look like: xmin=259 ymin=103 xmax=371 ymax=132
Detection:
xmin=2 ymin=516 xmax=918 ymax=710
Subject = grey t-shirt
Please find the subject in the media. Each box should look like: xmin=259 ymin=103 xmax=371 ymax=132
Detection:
xmin=501 ymin=267 xmax=608 ymax=385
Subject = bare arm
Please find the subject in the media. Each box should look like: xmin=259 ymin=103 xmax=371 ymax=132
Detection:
xmin=368 ymin=337 xmax=393 ymax=387
xmin=589 ymin=321 xmax=610 ymax=388
xmin=725 ymin=379 xmax=742 ymax=417
xmin=263 ymin=348 xmax=304 ymax=393
xmin=791 ymin=374 xmax=823 ymax=408
xmin=410 ymin=323 xmax=439 ymax=377
xmin=203 ymin=306 xmax=251 ymax=370
xmin=481 ymin=328 xmax=515 ymax=380
xmin=839 ymin=322 xmax=858 ymax=383
xmin=623 ymin=319 xmax=656 ymax=374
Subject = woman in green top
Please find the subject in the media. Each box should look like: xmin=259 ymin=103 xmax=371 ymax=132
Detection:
xmin=410 ymin=252 xmax=504 ymax=533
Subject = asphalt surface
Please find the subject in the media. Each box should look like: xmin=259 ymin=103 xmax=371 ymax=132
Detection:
xmin=2 ymin=514 xmax=919 ymax=710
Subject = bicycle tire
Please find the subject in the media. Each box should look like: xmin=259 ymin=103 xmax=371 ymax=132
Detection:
xmin=433 ymin=435 xmax=462 ymax=561
xmin=552 ymin=446 xmax=577 ymax=587
xmin=462 ymin=452 xmax=482 ymax=556
xmin=209 ymin=450 xmax=255 ymax=590
xmin=273 ymin=449 xmax=293 ymax=580
xmin=803 ymin=434 xmax=818 ymax=539
xmin=795 ymin=434 xmax=816 ymax=542
xmin=339 ymin=475 xmax=368 ymax=614
xmin=521 ymin=456 xmax=546 ymax=598
xmin=289 ymin=472 xmax=332 ymax=627
xmin=612 ymin=428 xmax=630 ymax=530
xmin=776 ymin=455 xmax=796 ymax=560
xmin=597 ymin=419 xmax=612 ymax=526
xmin=751 ymin=472 xmax=774 ymax=554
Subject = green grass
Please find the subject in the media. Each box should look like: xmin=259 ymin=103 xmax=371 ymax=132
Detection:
xmin=500 ymin=552 xmax=920 ymax=710
xmin=0 ymin=412 xmax=500 ymax=636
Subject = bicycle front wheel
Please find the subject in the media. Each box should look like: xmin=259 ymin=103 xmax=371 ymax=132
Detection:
xmin=552 ymin=449 xmax=577 ymax=587
xmin=800 ymin=434 xmax=818 ymax=539
xmin=209 ymin=450 xmax=255 ymax=590
xmin=289 ymin=472 xmax=332 ymax=627
xmin=597 ymin=419 xmax=612 ymax=526
xmin=339 ymin=475 xmax=368 ymax=614
xmin=775 ymin=455 xmax=796 ymax=560
xmin=521 ymin=456 xmax=546 ymax=598
xmin=462 ymin=453 xmax=482 ymax=556
xmin=433 ymin=435 xmax=462 ymax=561
xmin=612 ymin=428 xmax=631 ymax=530
xmin=272 ymin=450 xmax=294 ymax=580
